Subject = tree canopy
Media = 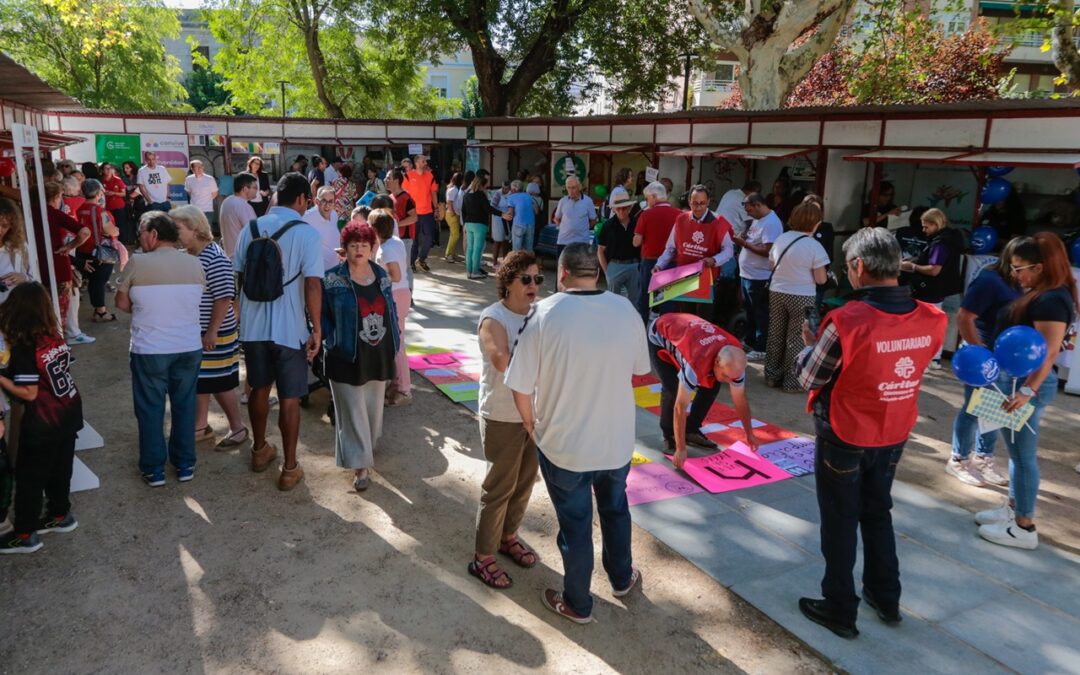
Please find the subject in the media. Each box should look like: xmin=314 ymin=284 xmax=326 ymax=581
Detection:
xmin=0 ymin=0 xmax=188 ymax=111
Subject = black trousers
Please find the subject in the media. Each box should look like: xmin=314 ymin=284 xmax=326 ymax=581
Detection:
xmin=75 ymin=253 xmax=113 ymax=309
xmin=649 ymin=342 xmax=720 ymax=443
xmin=814 ymin=417 xmax=904 ymax=623
xmin=13 ymin=428 xmax=77 ymax=535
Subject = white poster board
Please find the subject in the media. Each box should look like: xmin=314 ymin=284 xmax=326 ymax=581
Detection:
xmin=12 ymin=124 xmax=61 ymax=320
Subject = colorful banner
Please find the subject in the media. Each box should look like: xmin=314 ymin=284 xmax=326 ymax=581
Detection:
xmin=95 ymin=133 xmax=140 ymax=166
xmin=189 ymin=134 xmax=226 ymax=147
xmin=140 ymin=133 xmax=189 ymax=203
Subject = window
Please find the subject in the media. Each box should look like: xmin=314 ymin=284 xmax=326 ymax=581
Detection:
xmin=714 ymin=64 xmax=736 ymax=82
xmin=429 ymin=74 xmax=449 ymax=98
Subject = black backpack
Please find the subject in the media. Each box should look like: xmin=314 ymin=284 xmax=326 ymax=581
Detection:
xmin=241 ymin=218 xmax=305 ymax=302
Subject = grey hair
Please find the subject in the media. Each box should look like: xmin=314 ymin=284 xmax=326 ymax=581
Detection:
xmin=61 ymin=175 xmax=80 ymax=195
xmin=564 ymin=175 xmax=581 ymax=187
xmin=317 ymin=185 xmax=336 ymax=199
xmin=643 ymin=181 xmax=667 ymax=201
xmin=842 ymin=227 xmax=901 ymax=280
xmin=510 ymin=179 xmax=523 ymax=192
xmin=81 ymin=178 xmax=103 ymax=199
xmin=558 ymin=243 xmax=600 ymax=277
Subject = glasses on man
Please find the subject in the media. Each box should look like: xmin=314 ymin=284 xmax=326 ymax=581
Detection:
xmin=317 ymin=197 xmax=335 ymax=205
xmin=1010 ymin=263 xmax=1036 ymax=274
xmin=846 ymin=257 xmax=859 ymax=269
xmin=518 ymin=274 xmax=544 ymax=286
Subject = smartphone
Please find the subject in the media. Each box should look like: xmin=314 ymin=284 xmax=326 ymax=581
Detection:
xmin=804 ymin=305 xmax=821 ymax=336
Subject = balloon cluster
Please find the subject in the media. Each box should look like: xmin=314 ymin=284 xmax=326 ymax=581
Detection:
xmin=970 ymin=226 xmax=997 ymax=254
xmin=1070 ymin=237 xmax=1080 ymax=267
xmin=952 ymin=326 xmax=1047 ymax=387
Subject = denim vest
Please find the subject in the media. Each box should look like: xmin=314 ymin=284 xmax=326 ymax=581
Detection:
xmin=320 ymin=261 xmax=400 ymax=363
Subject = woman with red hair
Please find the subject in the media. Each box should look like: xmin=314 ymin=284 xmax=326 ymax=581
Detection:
xmin=319 ymin=222 xmax=400 ymax=492
xmin=976 ymin=233 xmax=1078 ymax=550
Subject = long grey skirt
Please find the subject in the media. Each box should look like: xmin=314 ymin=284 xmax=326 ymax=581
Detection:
xmin=329 ymin=379 xmax=386 ymax=469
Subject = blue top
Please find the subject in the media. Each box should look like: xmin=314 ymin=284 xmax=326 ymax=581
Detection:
xmin=505 ymin=191 xmax=537 ymax=228
xmin=554 ymin=194 xmax=597 ymax=245
xmin=232 ymin=206 xmax=324 ymax=349
xmin=961 ymin=268 xmax=1020 ymax=345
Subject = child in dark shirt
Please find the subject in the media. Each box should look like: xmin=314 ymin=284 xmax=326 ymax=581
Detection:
xmin=0 ymin=282 xmax=84 ymax=554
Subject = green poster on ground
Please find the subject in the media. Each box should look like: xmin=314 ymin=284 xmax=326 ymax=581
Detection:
xmin=95 ymin=134 xmax=141 ymax=166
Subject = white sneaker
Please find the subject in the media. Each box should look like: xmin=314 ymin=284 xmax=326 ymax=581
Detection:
xmin=928 ymin=359 xmax=942 ymax=370
xmin=972 ymin=455 xmax=1008 ymax=486
xmin=746 ymin=350 xmax=766 ymax=362
xmin=978 ymin=521 xmax=1038 ymax=550
xmin=66 ymin=333 xmax=96 ymax=345
xmin=975 ymin=502 xmax=1014 ymax=525
xmin=946 ymin=457 xmax=984 ymax=486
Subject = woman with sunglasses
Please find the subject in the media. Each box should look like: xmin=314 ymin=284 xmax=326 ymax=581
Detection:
xmin=976 ymin=233 xmax=1077 ymax=550
xmin=470 ymin=250 xmax=543 ymax=589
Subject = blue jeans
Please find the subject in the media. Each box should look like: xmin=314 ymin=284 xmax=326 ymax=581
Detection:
xmin=464 ymin=222 xmax=488 ymax=274
xmin=411 ymin=213 xmax=437 ymax=265
xmin=511 ymin=223 xmax=534 ymax=252
xmin=741 ymin=277 xmax=770 ymax=351
xmin=606 ymin=261 xmax=640 ymax=303
xmin=951 ymin=384 xmax=999 ymax=459
xmin=1000 ymin=370 xmax=1057 ymax=519
xmin=130 ymin=350 xmax=202 ymax=474
xmin=537 ymin=450 xmax=634 ymax=617
xmin=638 ymin=258 xmax=658 ymax=322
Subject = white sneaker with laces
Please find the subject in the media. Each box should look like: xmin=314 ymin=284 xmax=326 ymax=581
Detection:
xmin=978 ymin=521 xmax=1038 ymax=550
xmin=945 ymin=457 xmax=984 ymax=486
xmin=746 ymin=350 xmax=766 ymax=362
xmin=66 ymin=333 xmax=96 ymax=345
xmin=975 ymin=502 xmax=1014 ymax=525
xmin=972 ymin=455 xmax=1008 ymax=486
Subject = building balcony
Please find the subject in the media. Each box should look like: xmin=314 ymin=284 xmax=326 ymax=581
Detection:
xmin=692 ymin=79 xmax=736 ymax=108
xmin=1004 ymin=32 xmax=1080 ymax=63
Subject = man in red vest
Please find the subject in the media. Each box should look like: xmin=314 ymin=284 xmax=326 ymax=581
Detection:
xmin=654 ymin=185 xmax=733 ymax=320
xmin=795 ymin=227 xmax=946 ymax=639
xmin=648 ymin=312 xmax=759 ymax=466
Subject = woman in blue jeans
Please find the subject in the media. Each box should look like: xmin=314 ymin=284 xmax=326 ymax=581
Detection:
xmin=976 ymin=234 xmax=1077 ymax=550
xmin=460 ymin=175 xmax=506 ymax=280
xmin=948 ymin=239 xmax=1021 ymax=487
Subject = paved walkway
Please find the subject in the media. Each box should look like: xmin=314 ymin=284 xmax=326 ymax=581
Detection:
xmin=408 ymin=263 xmax=1080 ymax=675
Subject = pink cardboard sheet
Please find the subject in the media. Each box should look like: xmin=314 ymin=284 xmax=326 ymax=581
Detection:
xmin=407 ymin=351 xmax=475 ymax=370
xmin=668 ymin=449 xmax=791 ymax=493
xmin=626 ymin=461 xmax=704 ymax=506
xmin=648 ymin=260 xmax=704 ymax=292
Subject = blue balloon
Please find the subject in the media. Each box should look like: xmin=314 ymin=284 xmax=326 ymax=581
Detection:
xmin=993 ymin=326 xmax=1047 ymax=378
xmin=971 ymin=226 xmax=997 ymax=254
xmin=952 ymin=345 xmax=1000 ymax=387
xmin=980 ymin=178 xmax=1012 ymax=205
xmin=1070 ymin=237 xmax=1080 ymax=266
xmin=986 ymin=166 xmax=1013 ymax=177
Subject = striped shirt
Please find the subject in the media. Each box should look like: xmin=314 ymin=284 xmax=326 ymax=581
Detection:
xmin=196 ymin=242 xmax=237 ymax=334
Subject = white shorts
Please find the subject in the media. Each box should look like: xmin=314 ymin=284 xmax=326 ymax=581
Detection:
xmin=491 ymin=218 xmax=506 ymax=242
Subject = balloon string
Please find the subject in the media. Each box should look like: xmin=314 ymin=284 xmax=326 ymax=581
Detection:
xmin=1010 ymin=378 xmax=1016 ymax=444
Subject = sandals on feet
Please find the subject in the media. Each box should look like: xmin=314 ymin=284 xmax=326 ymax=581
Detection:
xmin=499 ymin=536 xmax=539 ymax=568
xmin=468 ymin=555 xmax=513 ymax=589
xmin=92 ymin=310 xmax=116 ymax=322
xmin=215 ymin=427 xmax=249 ymax=450
xmin=194 ymin=426 xmax=216 ymax=443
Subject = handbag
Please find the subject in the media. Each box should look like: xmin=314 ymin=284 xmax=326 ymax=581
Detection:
xmin=818 ymin=269 xmax=838 ymax=291
xmin=764 ymin=234 xmax=809 ymax=291
xmin=93 ymin=240 xmax=121 ymax=265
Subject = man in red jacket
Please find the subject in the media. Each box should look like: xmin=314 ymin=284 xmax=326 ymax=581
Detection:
xmin=795 ymin=227 xmax=946 ymax=639
xmin=633 ymin=181 xmax=682 ymax=321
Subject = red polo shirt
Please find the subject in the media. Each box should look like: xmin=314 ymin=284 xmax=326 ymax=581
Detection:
xmin=636 ymin=202 xmax=682 ymax=259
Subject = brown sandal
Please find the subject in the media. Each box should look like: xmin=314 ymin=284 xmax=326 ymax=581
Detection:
xmin=499 ymin=537 xmax=538 ymax=568
xmin=468 ymin=555 xmax=513 ymax=589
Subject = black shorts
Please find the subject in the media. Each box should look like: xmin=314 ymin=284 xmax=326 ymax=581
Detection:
xmin=242 ymin=341 xmax=309 ymax=399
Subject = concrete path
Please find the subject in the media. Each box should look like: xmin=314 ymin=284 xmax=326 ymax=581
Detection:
xmin=409 ymin=263 xmax=1080 ymax=675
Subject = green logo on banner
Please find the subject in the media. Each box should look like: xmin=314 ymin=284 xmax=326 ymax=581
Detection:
xmin=554 ymin=154 xmax=586 ymax=188
xmin=96 ymin=134 xmax=140 ymax=166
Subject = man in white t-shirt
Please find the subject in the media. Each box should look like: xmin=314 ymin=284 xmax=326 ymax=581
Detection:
xmin=505 ymin=243 xmax=651 ymax=624
xmin=184 ymin=159 xmax=219 ymax=228
xmin=323 ymin=156 xmax=343 ymax=186
xmin=219 ymin=172 xmax=258 ymax=258
xmin=717 ymin=181 xmax=760 ymax=238
xmin=303 ymin=186 xmax=341 ymax=270
xmin=137 ymin=152 xmax=172 ymax=211
xmin=734 ymin=193 xmax=783 ymax=360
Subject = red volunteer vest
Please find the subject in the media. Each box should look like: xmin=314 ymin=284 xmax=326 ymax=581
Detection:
xmin=75 ymin=203 xmax=109 ymax=255
xmin=655 ymin=313 xmax=738 ymax=389
xmin=808 ymin=300 xmax=946 ymax=447
xmin=673 ymin=212 xmax=732 ymax=267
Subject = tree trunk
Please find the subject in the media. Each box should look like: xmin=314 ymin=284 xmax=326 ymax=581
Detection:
xmin=1052 ymin=0 xmax=1080 ymax=87
xmin=303 ymin=24 xmax=345 ymax=118
xmin=689 ymin=0 xmax=856 ymax=110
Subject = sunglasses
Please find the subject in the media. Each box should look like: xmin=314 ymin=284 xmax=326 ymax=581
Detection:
xmin=518 ymin=274 xmax=544 ymax=286
xmin=1010 ymin=263 xmax=1036 ymax=273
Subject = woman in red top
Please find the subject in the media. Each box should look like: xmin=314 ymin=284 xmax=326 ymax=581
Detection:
xmin=101 ymin=163 xmax=130 ymax=244
xmin=74 ymin=179 xmax=120 ymax=322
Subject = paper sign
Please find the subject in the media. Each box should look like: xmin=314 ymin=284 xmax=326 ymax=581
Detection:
xmin=406 ymin=344 xmax=453 ymax=355
xmin=977 ymin=416 xmax=1003 ymax=435
xmin=626 ymin=462 xmax=704 ymax=506
xmin=727 ymin=419 xmax=767 ymax=429
xmin=967 ymin=387 xmax=1034 ymax=432
xmin=704 ymin=422 xmax=799 ymax=448
xmin=645 ymin=167 xmax=659 ymax=183
xmin=408 ymin=143 xmax=423 ymax=156
xmin=632 ymin=373 xmax=660 ymax=388
xmin=408 ymin=351 xmax=473 ymax=370
xmin=671 ymin=450 xmax=790 ymax=493
xmin=650 ymin=274 xmax=702 ymax=307
xmin=434 ymin=382 xmax=479 ymax=402
xmin=703 ymin=403 xmax=739 ymax=423
xmin=649 ymin=260 xmax=705 ymax=293
xmin=564 ymin=157 xmax=576 ymax=174
xmin=754 ymin=437 xmax=816 ymax=477
xmin=631 ymin=451 xmax=652 ymax=465
xmin=699 ymin=422 xmax=729 ymax=435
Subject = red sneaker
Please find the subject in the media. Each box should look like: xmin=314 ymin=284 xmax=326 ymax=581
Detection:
xmin=541 ymin=588 xmax=592 ymax=624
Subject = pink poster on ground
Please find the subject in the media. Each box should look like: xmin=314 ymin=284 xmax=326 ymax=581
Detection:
xmin=626 ymin=461 xmax=704 ymax=506
xmin=407 ymin=351 xmax=475 ymax=370
xmin=668 ymin=449 xmax=791 ymax=493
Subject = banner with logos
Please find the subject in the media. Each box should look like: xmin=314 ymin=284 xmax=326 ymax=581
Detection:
xmin=140 ymin=134 xmax=189 ymax=203
xmin=95 ymin=133 xmax=141 ymax=167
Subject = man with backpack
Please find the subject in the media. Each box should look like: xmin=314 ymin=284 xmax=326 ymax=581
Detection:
xmin=232 ymin=172 xmax=324 ymax=491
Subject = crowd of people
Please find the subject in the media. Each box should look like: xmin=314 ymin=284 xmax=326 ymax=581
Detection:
xmin=0 ymin=152 xmax=1077 ymax=644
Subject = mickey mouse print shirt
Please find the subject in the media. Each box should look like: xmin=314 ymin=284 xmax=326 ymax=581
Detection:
xmin=323 ymin=279 xmax=396 ymax=386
